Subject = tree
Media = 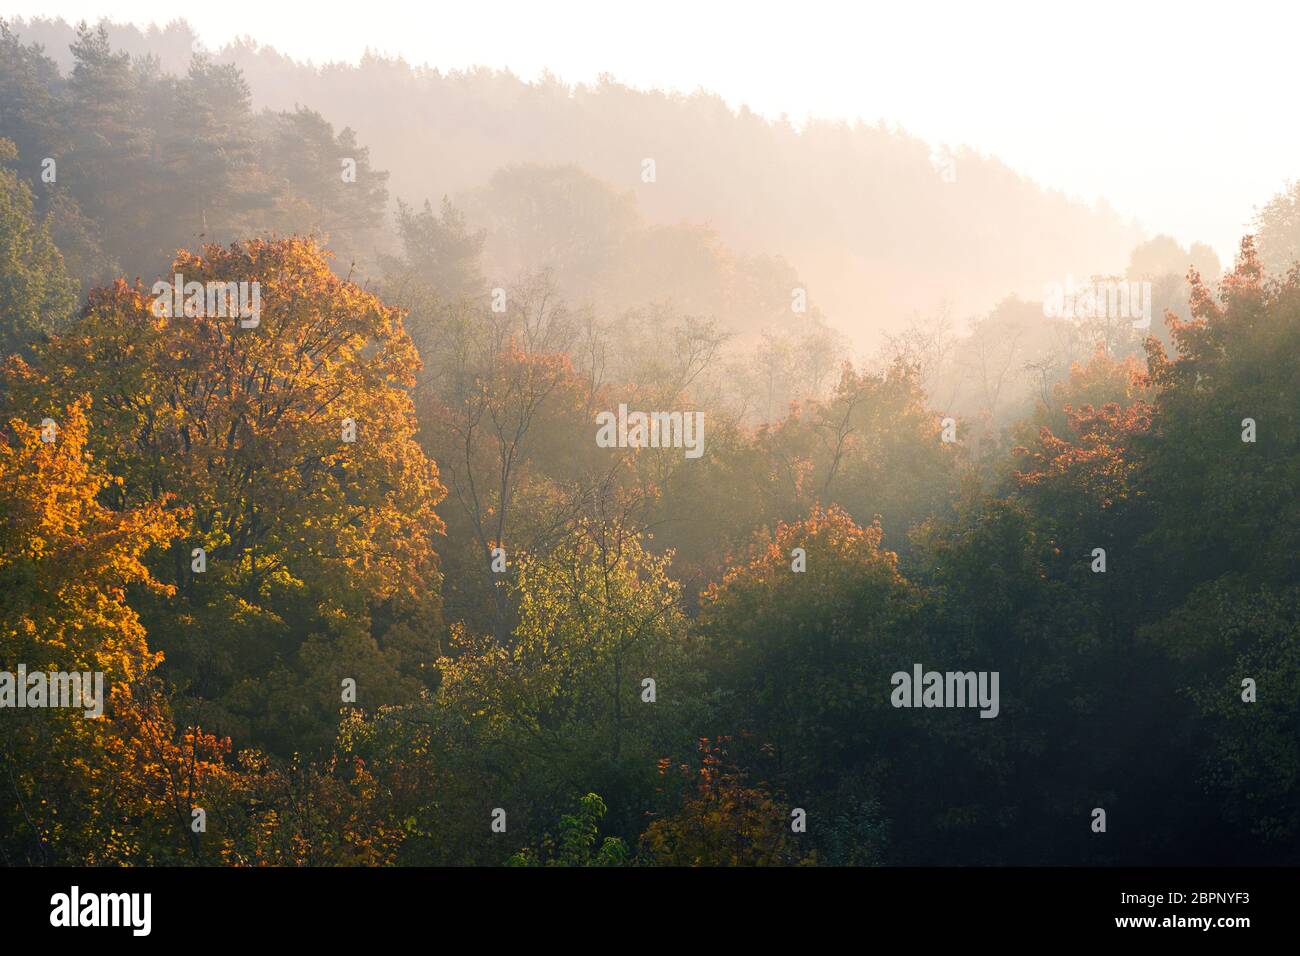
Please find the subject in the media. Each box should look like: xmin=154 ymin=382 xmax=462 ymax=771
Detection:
xmin=381 ymin=196 xmax=486 ymax=311
xmin=0 ymin=21 xmax=65 ymax=189
xmin=61 ymin=23 xmax=152 ymax=274
xmin=150 ymin=54 xmax=266 ymax=263
xmin=1140 ymin=237 xmax=1300 ymax=597
xmin=0 ymin=138 xmax=78 ymax=356
xmin=0 ymin=400 xmax=183 ymax=863
xmin=1254 ymin=180 xmax=1300 ymax=276
xmin=699 ymin=505 xmax=917 ymax=823
xmin=257 ymin=107 xmax=389 ymax=274
xmin=366 ymin=521 xmax=697 ymax=864
xmin=641 ymin=738 xmax=814 ymax=866
xmin=466 ymin=163 xmax=638 ymax=289
xmin=1127 ymin=234 xmax=1221 ymax=283
xmin=3 ymin=238 xmax=447 ymax=755
xmin=752 ymin=361 xmax=958 ymax=552
xmin=507 ymin=792 xmax=629 ymax=866
xmin=414 ymin=277 xmax=595 ymax=639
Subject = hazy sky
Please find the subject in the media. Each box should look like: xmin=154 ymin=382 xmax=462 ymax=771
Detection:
xmin=9 ymin=0 xmax=1295 ymax=264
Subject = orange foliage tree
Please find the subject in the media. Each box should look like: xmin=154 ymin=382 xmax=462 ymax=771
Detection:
xmin=3 ymin=238 xmax=447 ymax=754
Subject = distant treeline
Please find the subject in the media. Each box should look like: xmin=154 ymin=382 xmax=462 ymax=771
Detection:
xmin=8 ymin=15 xmax=1149 ymax=339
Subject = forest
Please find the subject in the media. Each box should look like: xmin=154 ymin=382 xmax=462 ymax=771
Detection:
xmin=1 ymin=16 xmax=1298 ymax=867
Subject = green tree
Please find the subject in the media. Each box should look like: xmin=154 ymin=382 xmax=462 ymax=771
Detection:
xmin=0 ymin=138 xmax=78 ymax=356
xmin=353 ymin=521 xmax=698 ymax=865
xmin=1254 ymin=180 xmax=1300 ymax=276
xmin=507 ymin=792 xmax=629 ymax=866
xmin=61 ymin=23 xmax=152 ymax=273
xmin=699 ymin=505 xmax=917 ymax=840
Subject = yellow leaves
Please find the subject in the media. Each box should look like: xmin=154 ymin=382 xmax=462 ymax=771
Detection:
xmin=1 ymin=399 xmax=181 ymax=681
xmin=5 ymin=234 xmax=447 ymax=650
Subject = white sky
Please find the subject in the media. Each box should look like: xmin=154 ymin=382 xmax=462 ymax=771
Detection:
xmin=8 ymin=0 xmax=1295 ymax=263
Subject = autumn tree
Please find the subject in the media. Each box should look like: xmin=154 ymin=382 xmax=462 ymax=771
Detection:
xmin=0 ymin=400 xmax=184 ymax=863
xmin=1135 ymin=239 xmax=1300 ymax=861
xmin=746 ymin=362 xmax=959 ymax=561
xmin=642 ymin=738 xmax=814 ymax=866
xmin=698 ymin=505 xmax=916 ymax=847
xmin=3 ymin=238 xmax=447 ymax=754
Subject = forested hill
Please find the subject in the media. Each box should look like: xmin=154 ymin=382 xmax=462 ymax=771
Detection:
xmin=9 ymin=15 xmax=1142 ymax=343
xmin=3 ymin=13 xmax=1299 ymax=873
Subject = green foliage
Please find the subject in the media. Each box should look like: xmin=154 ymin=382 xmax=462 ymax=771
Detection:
xmin=507 ymin=793 xmax=630 ymax=867
xmin=1148 ymin=581 xmax=1300 ymax=850
xmin=1254 ymin=180 xmax=1300 ymax=276
xmin=701 ymin=505 xmax=918 ymax=799
xmin=0 ymin=23 xmax=390 ymax=288
xmin=0 ymin=139 xmax=78 ymax=355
